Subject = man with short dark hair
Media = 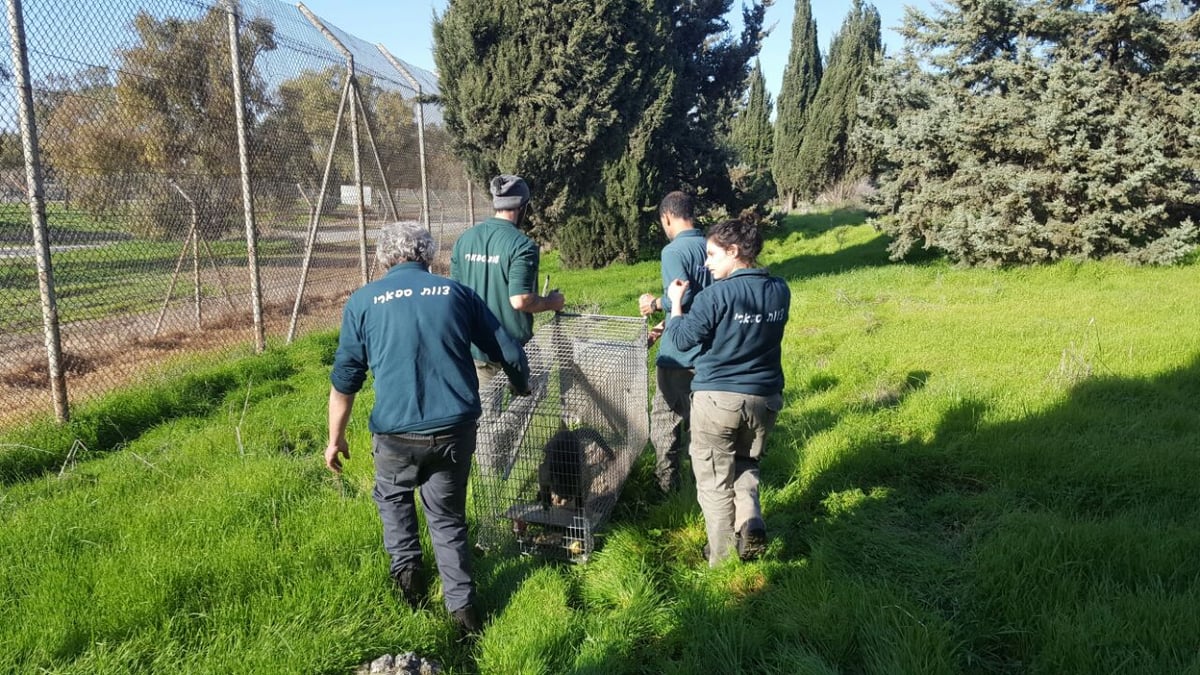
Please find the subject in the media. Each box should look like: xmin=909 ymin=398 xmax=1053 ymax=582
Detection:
xmin=325 ymin=221 xmax=530 ymax=638
xmin=451 ymin=174 xmax=565 ymax=389
xmin=639 ymin=191 xmax=712 ymax=493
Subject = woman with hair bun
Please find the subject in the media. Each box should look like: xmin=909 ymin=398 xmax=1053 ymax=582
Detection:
xmin=665 ymin=218 xmax=790 ymax=566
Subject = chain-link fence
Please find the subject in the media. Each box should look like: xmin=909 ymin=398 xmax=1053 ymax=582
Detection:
xmin=1 ymin=0 xmax=490 ymax=426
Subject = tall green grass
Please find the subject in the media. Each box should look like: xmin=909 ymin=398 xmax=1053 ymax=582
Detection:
xmin=3 ymin=210 xmax=1199 ymax=673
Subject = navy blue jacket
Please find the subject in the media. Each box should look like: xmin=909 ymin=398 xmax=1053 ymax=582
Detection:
xmin=330 ymin=262 xmax=530 ymax=434
xmin=667 ymin=268 xmax=790 ymax=396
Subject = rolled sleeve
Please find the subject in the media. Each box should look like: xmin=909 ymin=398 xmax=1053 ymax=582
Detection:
xmin=330 ymin=304 xmax=368 ymax=395
xmin=508 ymin=241 xmax=538 ymax=297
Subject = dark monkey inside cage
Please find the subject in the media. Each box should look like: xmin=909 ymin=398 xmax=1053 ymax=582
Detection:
xmin=472 ymin=314 xmax=648 ymax=561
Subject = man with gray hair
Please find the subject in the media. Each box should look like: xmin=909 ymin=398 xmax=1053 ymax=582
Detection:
xmin=451 ymin=174 xmax=565 ymax=388
xmin=326 ymin=221 xmax=530 ymax=639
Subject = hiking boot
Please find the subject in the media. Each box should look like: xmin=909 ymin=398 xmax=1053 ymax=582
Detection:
xmin=737 ymin=523 xmax=767 ymax=561
xmin=451 ymin=605 xmax=483 ymax=639
xmin=391 ymin=566 xmax=424 ymax=609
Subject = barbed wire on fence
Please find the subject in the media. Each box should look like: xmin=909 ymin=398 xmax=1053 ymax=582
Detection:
xmin=1 ymin=0 xmax=489 ymax=426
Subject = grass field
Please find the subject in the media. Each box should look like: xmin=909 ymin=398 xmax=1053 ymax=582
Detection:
xmin=2 ymin=210 xmax=1199 ymax=673
xmin=0 ymin=202 xmax=363 ymax=332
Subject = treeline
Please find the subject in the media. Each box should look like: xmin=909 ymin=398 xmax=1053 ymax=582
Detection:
xmin=435 ymin=0 xmax=1199 ymax=268
xmin=16 ymin=2 xmax=1199 ymax=267
xmin=27 ymin=8 xmax=456 ymax=241
xmin=861 ymin=0 xmax=1200 ymax=265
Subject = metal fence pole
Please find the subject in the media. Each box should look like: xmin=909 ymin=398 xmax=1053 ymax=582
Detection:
xmin=354 ymin=86 xmax=399 ymax=221
xmin=152 ymin=222 xmax=195 ymax=337
xmin=347 ymin=75 xmax=369 ymax=285
xmin=287 ymin=75 xmax=351 ymax=344
xmin=287 ymin=183 xmax=318 ymax=341
xmin=192 ymin=226 xmax=201 ymax=329
xmin=300 ymin=4 xmax=369 ymax=286
xmin=467 ymin=176 xmax=475 ymax=226
xmin=225 ymin=0 xmax=265 ymax=353
xmin=7 ymin=0 xmax=68 ymax=422
xmin=378 ymin=45 xmax=431 ymax=232
xmin=169 ymin=180 xmax=202 ymax=329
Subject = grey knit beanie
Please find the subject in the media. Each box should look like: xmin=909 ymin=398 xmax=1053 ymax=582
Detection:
xmin=490 ymin=174 xmax=530 ymax=210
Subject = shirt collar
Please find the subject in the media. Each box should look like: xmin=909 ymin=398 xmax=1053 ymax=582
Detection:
xmin=385 ymin=261 xmax=427 ymax=276
xmin=729 ymin=267 xmax=769 ymax=278
xmin=486 ymin=216 xmax=519 ymax=229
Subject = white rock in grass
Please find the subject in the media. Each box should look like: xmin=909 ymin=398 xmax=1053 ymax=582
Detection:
xmin=394 ymin=652 xmax=420 ymax=671
xmin=356 ymin=652 xmax=442 ymax=674
xmin=368 ymin=654 xmax=394 ymax=673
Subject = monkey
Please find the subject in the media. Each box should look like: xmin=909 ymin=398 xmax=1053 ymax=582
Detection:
xmin=536 ymin=423 xmax=608 ymax=509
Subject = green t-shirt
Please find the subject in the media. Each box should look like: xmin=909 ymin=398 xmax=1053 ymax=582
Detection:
xmin=450 ymin=217 xmax=539 ymax=361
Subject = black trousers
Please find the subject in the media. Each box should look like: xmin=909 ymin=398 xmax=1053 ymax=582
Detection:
xmin=372 ymin=422 xmax=476 ymax=612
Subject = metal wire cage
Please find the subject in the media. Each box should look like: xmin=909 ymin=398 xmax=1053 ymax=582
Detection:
xmin=471 ymin=313 xmax=649 ymax=562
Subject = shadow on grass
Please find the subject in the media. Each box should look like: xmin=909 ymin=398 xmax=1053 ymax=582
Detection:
xmin=750 ymin=354 xmax=1200 ymax=672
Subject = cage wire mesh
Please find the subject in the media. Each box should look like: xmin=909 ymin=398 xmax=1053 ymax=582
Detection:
xmin=471 ymin=314 xmax=649 ymax=562
xmin=0 ymin=0 xmax=491 ymax=427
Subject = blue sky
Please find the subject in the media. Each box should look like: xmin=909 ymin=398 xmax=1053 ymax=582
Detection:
xmin=297 ymin=1 xmax=938 ymax=97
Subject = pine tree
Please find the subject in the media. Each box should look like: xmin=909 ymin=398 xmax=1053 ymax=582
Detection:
xmin=794 ymin=0 xmax=880 ymax=201
xmin=859 ymin=0 xmax=1200 ymax=266
xmin=730 ymin=59 xmax=774 ymax=173
xmin=772 ymin=0 xmax=822 ymax=212
xmin=434 ymin=0 xmax=767 ymax=267
xmin=652 ymin=1 xmax=769 ymax=211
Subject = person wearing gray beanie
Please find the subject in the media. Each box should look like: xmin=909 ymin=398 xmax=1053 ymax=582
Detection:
xmin=451 ymin=174 xmax=565 ymax=391
xmin=489 ymin=174 xmax=531 ymax=211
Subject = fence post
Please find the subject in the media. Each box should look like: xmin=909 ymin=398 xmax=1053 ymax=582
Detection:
xmin=378 ymin=46 xmax=431 ymax=233
xmin=300 ymin=4 xmax=369 ymax=285
xmin=467 ymin=175 xmax=475 ymax=227
xmin=354 ymin=86 xmax=399 ymax=222
xmin=347 ymin=74 xmax=369 ymax=285
xmin=287 ymin=75 xmax=351 ymax=344
xmin=7 ymin=0 xmax=68 ymax=422
xmin=225 ymin=0 xmax=265 ymax=353
xmin=168 ymin=180 xmax=202 ymax=329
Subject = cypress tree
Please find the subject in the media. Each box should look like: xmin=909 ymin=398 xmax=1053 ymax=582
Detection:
xmin=645 ymin=1 xmax=769 ymax=215
xmin=794 ymin=0 xmax=881 ymax=201
xmin=772 ymin=0 xmax=822 ymax=212
xmin=730 ymin=59 xmax=774 ymax=173
xmin=860 ymin=0 xmax=1200 ymax=266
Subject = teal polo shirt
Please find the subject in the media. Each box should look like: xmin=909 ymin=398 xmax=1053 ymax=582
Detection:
xmin=450 ymin=217 xmax=539 ymax=362
xmin=657 ymin=228 xmax=712 ymax=369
